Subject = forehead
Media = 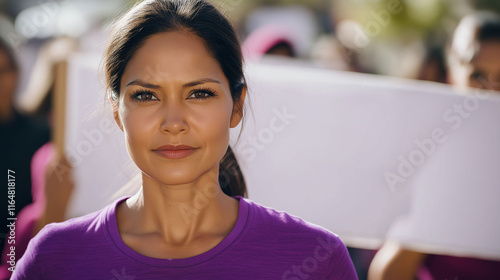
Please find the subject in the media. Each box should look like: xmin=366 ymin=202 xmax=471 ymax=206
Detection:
xmin=473 ymin=40 xmax=500 ymax=68
xmin=121 ymin=30 xmax=226 ymax=87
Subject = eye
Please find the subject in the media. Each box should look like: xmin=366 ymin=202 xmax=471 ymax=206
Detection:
xmin=470 ymin=70 xmax=485 ymax=81
xmin=130 ymin=90 xmax=159 ymax=102
xmin=188 ymin=88 xmax=217 ymax=100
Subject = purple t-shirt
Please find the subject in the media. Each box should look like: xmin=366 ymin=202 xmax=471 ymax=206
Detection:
xmin=12 ymin=196 xmax=357 ymax=279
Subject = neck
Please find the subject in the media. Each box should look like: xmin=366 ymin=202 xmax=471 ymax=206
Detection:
xmin=123 ymin=167 xmax=238 ymax=245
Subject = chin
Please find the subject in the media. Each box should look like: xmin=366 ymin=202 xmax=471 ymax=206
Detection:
xmin=145 ymin=170 xmax=202 ymax=185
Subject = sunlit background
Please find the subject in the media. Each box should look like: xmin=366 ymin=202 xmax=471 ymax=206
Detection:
xmin=2 ymin=0 xmax=500 ymax=79
xmin=2 ymin=0 xmax=500 ymax=279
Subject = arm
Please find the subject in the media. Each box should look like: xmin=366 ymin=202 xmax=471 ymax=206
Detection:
xmin=33 ymin=153 xmax=74 ymax=235
xmin=367 ymin=241 xmax=426 ymax=280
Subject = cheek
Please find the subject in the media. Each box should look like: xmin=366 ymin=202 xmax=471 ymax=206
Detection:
xmin=194 ymin=103 xmax=233 ymax=149
xmin=198 ymin=104 xmax=231 ymax=135
xmin=119 ymin=105 xmax=157 ymax=159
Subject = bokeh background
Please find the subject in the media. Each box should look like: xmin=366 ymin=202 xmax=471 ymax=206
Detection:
xmin=2 ymin=0 xmax=500 ymax=279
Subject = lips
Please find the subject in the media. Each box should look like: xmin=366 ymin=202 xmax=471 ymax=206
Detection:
xmin=153 ymin=144 xmax=198 ymax=159
xmin=153 ymin=144 xmax=196 ymax=151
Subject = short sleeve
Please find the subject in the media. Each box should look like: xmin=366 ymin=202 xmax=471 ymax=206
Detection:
xmin=326 ymin=235 xmax=358 ymax=280
xmin=10 ymin=225 xmax=49 ymax=280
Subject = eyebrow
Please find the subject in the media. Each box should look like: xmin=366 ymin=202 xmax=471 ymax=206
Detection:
xmin=125 ymin=78 xmax=221 ymax=89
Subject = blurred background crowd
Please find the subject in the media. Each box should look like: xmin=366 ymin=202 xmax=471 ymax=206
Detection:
xmin=1 ymin=0 xmax=500 ymax=279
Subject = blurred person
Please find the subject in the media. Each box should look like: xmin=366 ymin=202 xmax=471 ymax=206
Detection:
xmin=368 ymin=11 xmax=500 ymax=280
xmin=416 ymin=45 xmax=447 ymax=84
xmin=242 ymin=24 xmax=296 ymax=60
xmin=333 ymin=20 xmax=374 ymax=74
xmin=11 ymin=1 xmax=357 ymax=279
xmin=447 ymin=11 xmax=500 ymax=92
xmin=0 ymin=36 xmax=76 ymax=279
xmin=309 ymin=35 xmax=350 ymax=71
xmin=0 ymin=37 xmax=50 ymax=257
xmin=244 ymin=5 xmax=318 ymax=59
xmin=0 ymin=143 xmax=74 ymax=280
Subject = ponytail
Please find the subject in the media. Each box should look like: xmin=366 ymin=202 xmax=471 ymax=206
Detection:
xmin=219 ymin=146 xmax=247 ymax=198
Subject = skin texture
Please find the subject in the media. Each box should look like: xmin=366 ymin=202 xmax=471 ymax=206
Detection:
xmin=111 ymin=30 xmax=246 ymax=259
xmin=449 ymin=40 xmax=500 ymax=91
xmin=0 ymin=48 xmax=17 ymax=123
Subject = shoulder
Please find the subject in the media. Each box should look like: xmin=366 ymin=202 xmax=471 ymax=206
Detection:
xmin=20 ymin=207 xmax=106 ymax=262
xmin=28 ymin=197 xmax=129 ymax=252
xmin=243 ymin=197 xmax=336 ymax=237
xmin=12 ymin=198 xmax=132 ymax=279
xmin=241 ymin=197 xmax=346 ymax=253
xmin=12 ymin=204 xmax=112 ymax=279
xmin=240 ymin=198 xmax=358 ymax=279
xmin=16 ymin=202 xmax=111 ymax=270
xmin=37 ymin=209 xmax=104 ymax=244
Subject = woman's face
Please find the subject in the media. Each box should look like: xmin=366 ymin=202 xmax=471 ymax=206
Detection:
xmin=113 ymin=31 xmax=244 ymax=186
xmin=450 ymin=40 xmax=500 ymax=91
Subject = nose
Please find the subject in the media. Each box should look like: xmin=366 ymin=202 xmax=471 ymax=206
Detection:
xmin=159 ymin=102 xmax=189 ymax=135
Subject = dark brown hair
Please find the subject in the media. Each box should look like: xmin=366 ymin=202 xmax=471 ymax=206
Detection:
xmin=103 ymin=0 xmax=247 ymax=197
xmin=449 ymin=11 xmax=500 ymax=64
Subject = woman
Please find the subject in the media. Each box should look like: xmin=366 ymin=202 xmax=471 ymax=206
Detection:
xmin=12 ymin=0 xmax=357 ymax=279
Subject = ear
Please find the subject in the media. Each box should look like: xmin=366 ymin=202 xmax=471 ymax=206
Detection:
xmin=110 ymin=97 xmax=124 ymax=131
xmin=230 ymin=86 xmax=246 ymax=128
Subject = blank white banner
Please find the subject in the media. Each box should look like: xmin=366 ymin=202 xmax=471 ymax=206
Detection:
xmin=64 ymin=54 xmax=500 ymax=260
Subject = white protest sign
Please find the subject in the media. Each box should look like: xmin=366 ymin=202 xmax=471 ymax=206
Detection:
xmin=64 ymin=54 xmax=500 ymax=260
